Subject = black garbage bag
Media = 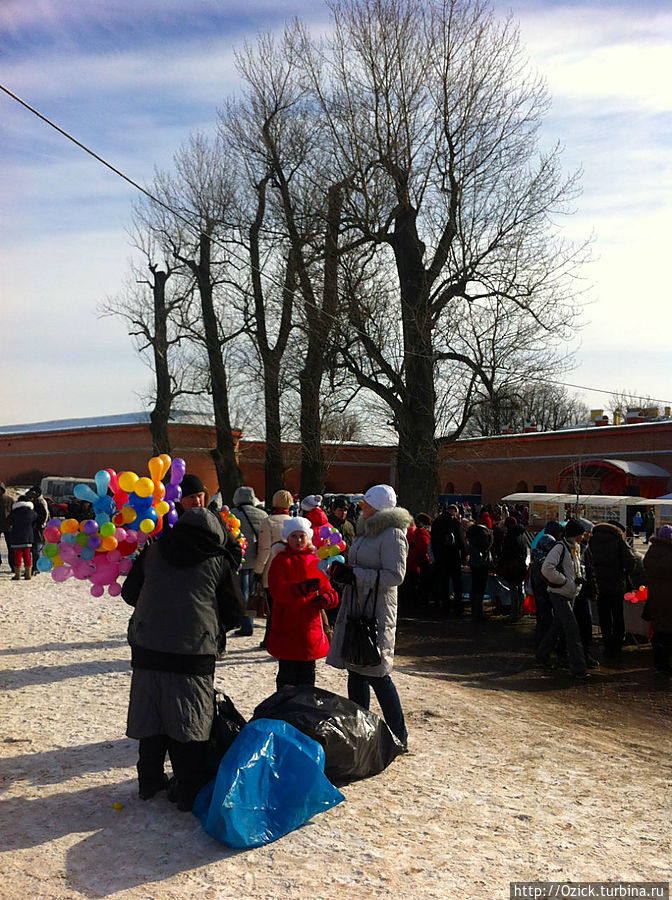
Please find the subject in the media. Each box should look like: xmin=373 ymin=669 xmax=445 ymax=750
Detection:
xmin=252 ymin=685 xmax=404 ymax=785
xmin=206 ymin=692 xmax=247 ymax=778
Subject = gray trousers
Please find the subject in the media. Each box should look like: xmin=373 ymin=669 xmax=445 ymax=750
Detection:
xmin=536 ymin=591 xmax=587 ymax=676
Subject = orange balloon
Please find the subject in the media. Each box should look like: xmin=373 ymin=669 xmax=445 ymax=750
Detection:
xmin=152 ymin=481 xmax=166 ymax=503
xmin=121 ymin=506 xmax=137 ymax=524
xmin=148 ymin=456 xmax=165 ymax=484
xmin=101 ymin=536 xmax=118 ymax=551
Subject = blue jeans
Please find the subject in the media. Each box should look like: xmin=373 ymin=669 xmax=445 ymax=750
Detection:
xmin=347 ymin=670 xmax=407 ymax=745
xmin=237 ymin=569 xmax=254 ymax=635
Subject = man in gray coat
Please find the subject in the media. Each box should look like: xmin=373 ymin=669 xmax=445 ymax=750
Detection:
xmin=121 ymin=508 xmax=243 ymax=811
xmin=230 ymin=485 xmax=268 ymax=636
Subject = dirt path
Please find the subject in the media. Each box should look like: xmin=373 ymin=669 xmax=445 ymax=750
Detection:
xmin=0 ymin=574 xmax=670 ymax=899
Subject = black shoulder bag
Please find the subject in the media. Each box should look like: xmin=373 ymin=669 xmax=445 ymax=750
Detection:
xmin=342 ymin=572 xmax=381 ymax=668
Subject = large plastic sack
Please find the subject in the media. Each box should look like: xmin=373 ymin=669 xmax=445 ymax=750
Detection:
xmin=252 ymin=685 xmax=404 ymax=785
xmin=193 ymin=718 xmax=344 ymax=848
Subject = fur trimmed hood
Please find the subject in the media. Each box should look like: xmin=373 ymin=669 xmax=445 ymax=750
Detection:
xmin=356 ymin=506 xmax=413 ymax=538
xmin=12 ymin=500 xmax=33 ymax=510
xmin=591 ymin=521 xmax=626 ymax=541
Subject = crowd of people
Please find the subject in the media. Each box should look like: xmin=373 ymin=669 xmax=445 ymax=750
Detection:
xmin=2 ymin=474 xmax=670 ymax=813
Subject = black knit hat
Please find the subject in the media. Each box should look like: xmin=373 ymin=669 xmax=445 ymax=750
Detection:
xmin=564 ymin=518 xmax=586 ymax=539
xmin=180 ymin=474 xmax=206 ymax=497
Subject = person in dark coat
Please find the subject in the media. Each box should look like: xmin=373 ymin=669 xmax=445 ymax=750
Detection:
xmin=496 ymin=517 xmax=528 ymax=621
xmin=643 ymin=525 xmax=672 ymax=674
xmin=328 ymin=496 xmax=356 ymax=553
xmin=120 ymin=508 xmax=244 ymax=811
xmin=644 ymin=509 xmax=656 ymax=544
xmin=466 ymin=522 xmax=492 ymax=620
xmin=8 ymin=496 xmax=36 ymax=580
xmin=430 ymin=504 xmax=467 ymax=615
xmin=585 ymin=520 xmax=639 ymax=658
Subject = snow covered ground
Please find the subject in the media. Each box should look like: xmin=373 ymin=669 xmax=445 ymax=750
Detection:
xmin=0 ymin=568 xmax=670 ymax=899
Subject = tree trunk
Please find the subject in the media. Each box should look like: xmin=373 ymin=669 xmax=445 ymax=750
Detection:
xmin=148 ymin=267 xmax=172 ymax=455
xmin=390 ymin=208 xmax=439 ymax=514
xmin=191 ymin=231 xmax=243 ymax=504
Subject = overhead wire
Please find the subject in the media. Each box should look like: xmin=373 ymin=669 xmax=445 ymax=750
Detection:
xmin=2 ymin=82 xmax=671 ymax=412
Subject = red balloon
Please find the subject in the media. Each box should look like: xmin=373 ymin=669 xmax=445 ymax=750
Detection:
xmin=106 ymin=469 xmax=120 ymax=494
xmin=113 ymin=490 xmax=129 ymax=511
xmin=117 ymin=541 xmax=137 ymax=557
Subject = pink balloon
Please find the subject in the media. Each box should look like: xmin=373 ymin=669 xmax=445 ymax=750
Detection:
xmin=59 ymin=544 xmax=78 ymax=564
xmin=107 ymin=549 xmax=122 ymax=563
xmin=51 ymin=566 xmax=72 ymax=583
xmin=114 ymin=528 xmax=127 ymax=542
xmin=90 ymin=584 xmax=104 ymax=598
xmin=119 ymin=559 xmax=133 ymax=575
xmin=108 ymin=582 xmax=122 ymax=597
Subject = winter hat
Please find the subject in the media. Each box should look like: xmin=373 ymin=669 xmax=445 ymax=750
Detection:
xmin=564 ymin=518 xmax=586 ymax=539
xmin=657 ymin=524 xmax=672 ymax=542
xmin=180 ymin=474 xmax=206 ymax=497
xmin=363 ymin=484 xmax=397 ymax=511
xmin=606 ymin=519 xmax=626 ymax=533
xmin=576 ymin=517 xmax=594 ymax=533
xmin=504 ymin=516 xmax=518 ymax=528
xmin=300 ymin=494 xmax=322 ymax=511
xmin=332 ymin=495 xmax=348 ymax=510
xmin=272 ymin=489 xmax=293 ymax=510
xmin=281 ymin=516 xmax=313 ymax=541
xmin=232 ymin=485 xmax=258 ymax=507
xmin=416 ymin=513 xmax=432 ymax=527
xmin=544 ymin=520 xmax=564 ymax=539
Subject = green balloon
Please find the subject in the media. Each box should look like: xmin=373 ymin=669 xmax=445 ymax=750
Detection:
xmin=100 ymin=522 xmax=116 ymax=537
xmin=75 ymin=533 xmax=88 ymax=547
xmin=44 ymin=542 xmax=59 ymax=558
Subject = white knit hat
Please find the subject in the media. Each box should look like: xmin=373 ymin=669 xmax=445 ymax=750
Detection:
xmin=281 ymin=516 xmax=313 ymax=541
xmin=300 ymin=494 xmax=322 ymax=511
xmin=363 ymin=484 xmax=397 ymax=511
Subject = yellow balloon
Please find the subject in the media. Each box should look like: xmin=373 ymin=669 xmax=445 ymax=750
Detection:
xmin=52 ymin=554 xmax=63 ymax=567
xmin=118 ymin=471 xmax=139 ymax=493
xmin=156 ymin=500 xmax=170 ymax=516
xmin=134 ymin=477 xmax=155 ymax=498
xmin=121 ymin=506 xmax=137 ymax=524
xmin=140 ymin=518 xmax=156 ymax=534
xmin=317 ymin=546 xmax=330 ymax=559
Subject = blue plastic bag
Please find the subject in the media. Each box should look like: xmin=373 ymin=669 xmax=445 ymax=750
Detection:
xmin=193 ymin=718 xmax=345 ymax=848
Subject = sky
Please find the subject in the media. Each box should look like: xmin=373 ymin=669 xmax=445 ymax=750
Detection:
xmin=0 ymin=0 xmax=670 ymax=428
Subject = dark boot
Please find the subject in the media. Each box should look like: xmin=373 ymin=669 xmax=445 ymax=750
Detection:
xmin=137 ymin=735 xmax=169 ymax=799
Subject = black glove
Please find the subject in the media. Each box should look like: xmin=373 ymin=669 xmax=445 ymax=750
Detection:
xmin=253 ymin=573 xmax=262 ymax=584
xmin=575 ymin=576 xmax=585 ymax=586
xmin=297 ymin=578 xmax=321 ymax=597
xmin=330 ymin=562 xmax=355 ymax=585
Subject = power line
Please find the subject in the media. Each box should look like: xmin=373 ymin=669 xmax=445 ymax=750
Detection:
xmin=2 ymin=83 xmax=671 ymax=412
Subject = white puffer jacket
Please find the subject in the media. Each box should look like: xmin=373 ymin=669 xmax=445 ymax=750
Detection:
xmin=327 ymin=506 xmax=412 ymax=678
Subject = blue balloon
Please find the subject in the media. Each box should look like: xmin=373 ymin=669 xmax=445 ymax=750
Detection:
xmin=94 ymin=469 xmax=111 ymax=497
xmin=74 ymin=484 xmax=98 ymax=504
xmin=95 ymin=512 xmax=111 ymax=527
xmin=61 ymin=533 xmax=77 ymax=545
xmin=129 ymin=493 xmax=153 ymax=511
xmin=37 ymin=556 xmax=53 ymax=573
xmin=80 ymin=547 xmax=96 ymax=561
xmin=93 ymin=496 xmax=114 ymax=515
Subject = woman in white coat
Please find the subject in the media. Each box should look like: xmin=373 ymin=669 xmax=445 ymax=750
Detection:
xmin=327 ymin=484 xmax=412 ymax=745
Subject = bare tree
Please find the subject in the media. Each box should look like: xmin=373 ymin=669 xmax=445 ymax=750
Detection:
xmin=144 ymin=133 xmax=245 ymax=503
xmin=294 ymin=0 xmax=588 ymax=512
xmin=100 ymin=225 xmax=198 ymax=454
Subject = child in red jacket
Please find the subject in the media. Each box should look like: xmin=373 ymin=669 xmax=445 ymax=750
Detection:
xmin=267 ymin=516 xmax=339 ymax=690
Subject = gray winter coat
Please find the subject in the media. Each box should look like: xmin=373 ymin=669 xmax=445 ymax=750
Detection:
xmin=231 ymin=486 xmax=268 ymax=570
xmin=327 ymin=506 xmax=412 ymax=678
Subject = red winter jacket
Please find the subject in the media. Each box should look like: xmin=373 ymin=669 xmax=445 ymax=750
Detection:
xmin=267 ymin=546 xmax=339 ymax=661
xmin=407 ymin=526 xmax=431 ymax=576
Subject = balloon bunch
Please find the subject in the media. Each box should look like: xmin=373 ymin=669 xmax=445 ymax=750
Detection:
xmin=625 ymin=584 xmax=648 ymax=604
xmin=113 ymin=456 xmax=185 ymax=535
xmin=314 ymin=523 xmax=346 ymax=572
xmin=220 ymin=507 xmax=248 ymax=560
xmin=37 ymin=516 xmax=144 ymax=596
xmin=38 ymin=456 xmax=187 ymax=597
